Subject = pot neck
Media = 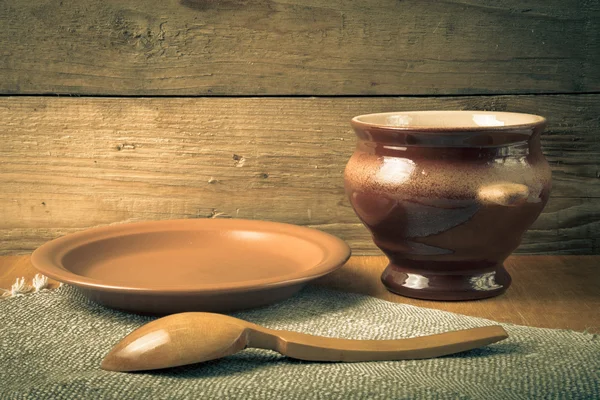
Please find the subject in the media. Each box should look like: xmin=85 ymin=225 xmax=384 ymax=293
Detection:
xmin=357 ymin=140 xmax=535 ymax=161
xmin=352 ymin=124 xmax=545 ymax=148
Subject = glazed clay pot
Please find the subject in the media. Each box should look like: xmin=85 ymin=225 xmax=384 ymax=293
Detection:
xmin=344 ymin=111 xmax=551 ymax=301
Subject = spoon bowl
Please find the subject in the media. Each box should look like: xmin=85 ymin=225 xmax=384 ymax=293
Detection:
xmin=101 ymin=313 xmax=250 ymax=372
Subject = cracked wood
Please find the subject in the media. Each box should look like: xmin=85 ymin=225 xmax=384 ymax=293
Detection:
xmin=0 ymin=0 xmax=598 ymax=95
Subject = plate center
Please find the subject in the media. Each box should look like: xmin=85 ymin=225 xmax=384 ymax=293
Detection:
xmin=61 ymin=229 xmax=324 ymax=288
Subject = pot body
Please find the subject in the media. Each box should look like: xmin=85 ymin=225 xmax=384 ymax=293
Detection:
xmin=344 ymin=112 xmax=551 ymax=300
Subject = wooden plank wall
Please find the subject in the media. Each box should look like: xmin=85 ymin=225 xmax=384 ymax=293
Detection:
xmin=1 ymin=0 xmax=599 ymax=255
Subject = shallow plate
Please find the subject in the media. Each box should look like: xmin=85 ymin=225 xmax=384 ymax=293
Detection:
xmin=32 ymin=219 xmax=351 ymax=314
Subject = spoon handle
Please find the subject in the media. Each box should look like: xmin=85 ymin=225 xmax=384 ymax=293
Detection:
xmin=247 ymin=325 xmax=508 ymax=362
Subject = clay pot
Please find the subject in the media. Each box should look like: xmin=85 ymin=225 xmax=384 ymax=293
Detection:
xmin=344 ymin=111 xmax=551 ymax=300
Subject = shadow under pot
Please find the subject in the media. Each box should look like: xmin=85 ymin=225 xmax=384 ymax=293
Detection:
xmin=344 ymin=111 xmax=552 ymax=301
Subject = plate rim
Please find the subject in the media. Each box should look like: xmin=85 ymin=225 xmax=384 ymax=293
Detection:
xmin=31 ymin=218 xmax=351 ymax=295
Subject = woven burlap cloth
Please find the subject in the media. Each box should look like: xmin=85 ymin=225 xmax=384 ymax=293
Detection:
xmin=1 ymin=285 xmax=598 ymax=399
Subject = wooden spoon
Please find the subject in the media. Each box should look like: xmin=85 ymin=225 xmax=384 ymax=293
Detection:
xmin=101 ymin=312 xmax=508 ymax=372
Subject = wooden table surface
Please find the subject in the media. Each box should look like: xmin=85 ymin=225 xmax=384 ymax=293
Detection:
xmin=1 ymin=255 xmax=598 ymax=333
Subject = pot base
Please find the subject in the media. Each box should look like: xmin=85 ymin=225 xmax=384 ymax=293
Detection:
xmin=381 ymin=261 xmax=511 ymax=301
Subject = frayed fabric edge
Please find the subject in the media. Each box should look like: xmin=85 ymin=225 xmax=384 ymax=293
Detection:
xmin=1 ymin=274 xmax=58 ymax=298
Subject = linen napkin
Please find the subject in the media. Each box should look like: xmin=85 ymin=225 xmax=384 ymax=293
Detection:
xmin=1 ymin=285 xmax=598 ymax=399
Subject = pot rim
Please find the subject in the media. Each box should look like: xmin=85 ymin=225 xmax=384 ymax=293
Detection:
xmin=351 ymin=110 xmax=547 ymax=133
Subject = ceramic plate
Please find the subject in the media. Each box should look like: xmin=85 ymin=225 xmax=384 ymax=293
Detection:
xmin=31 ymin=219 xmax=351 ymax=314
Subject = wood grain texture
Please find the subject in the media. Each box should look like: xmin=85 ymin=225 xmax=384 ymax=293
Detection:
xmin=315 ymin=256 xmax=600 ymax=333
xmin=1 ymin=95 xmax=599 ymax=255
xmin=1 ymin=0 xmax=599 ymax=95
xmin=2 ymin=255 xmax=598 ymax=332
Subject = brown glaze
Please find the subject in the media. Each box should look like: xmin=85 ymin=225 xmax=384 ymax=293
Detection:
xmin=31 ymin=219 xmax=351 ymax=314
xmin=344 ymin=111 xmax=551 ymax=301
xmin=101 ymin=312 xmax=508 ymax=372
